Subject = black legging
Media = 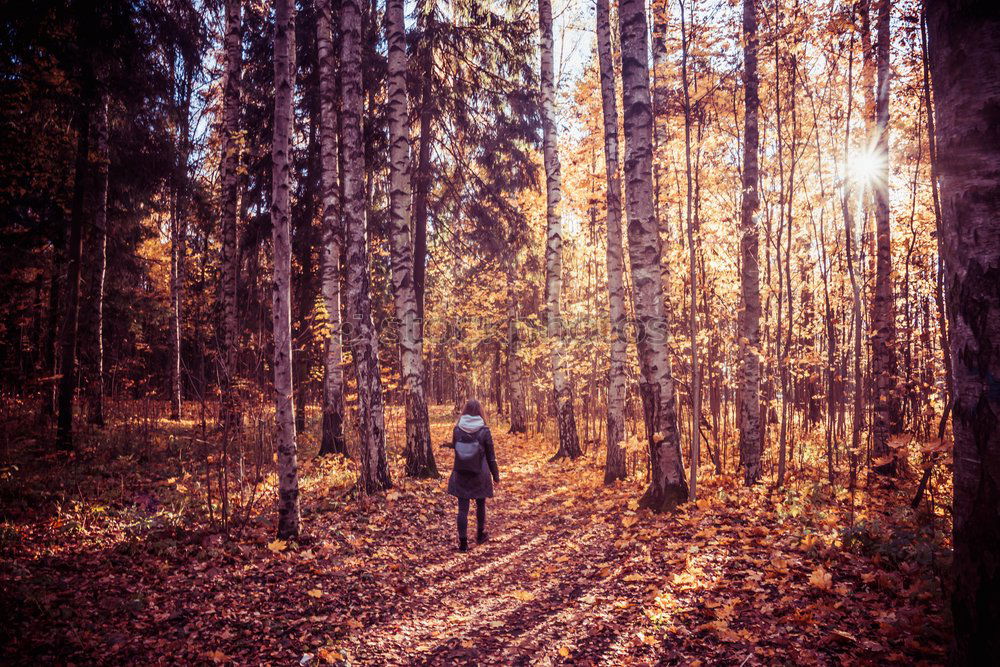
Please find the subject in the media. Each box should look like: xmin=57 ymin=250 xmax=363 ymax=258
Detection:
xmin=457 ymin=497 xmax=486 ymax=542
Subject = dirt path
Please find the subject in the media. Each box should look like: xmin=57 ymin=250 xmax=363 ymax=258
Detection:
xmin=339 ymin=433 xmax=656 ymax=665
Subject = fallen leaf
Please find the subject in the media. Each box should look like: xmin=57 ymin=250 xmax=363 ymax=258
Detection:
xmin=810 ymin=566 xmax=833 ymax=591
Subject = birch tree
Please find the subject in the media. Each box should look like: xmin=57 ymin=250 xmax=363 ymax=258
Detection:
xmin=619 ymin=0 xmax=687 ymax=510
xmin=316 ymin=0 xmax=347 ymax=457
xmin=926 ymin=0 xmax=1000 ymax=658
xmin=271 ymin=0 xmax=300 ymax=538
xmin=595 ymin=0 xmax=626 ymax=483
xmin=341 ymin=0 xmax=391 ymax=492
xmin=737 ymin=0 xmax=762 ymax=485
xmin=219 ymin=0 xmax=241 ymax=431
xmin=386 ymin=0 xmax=436 ymax=478
xmin=537 ymin=0 xmax=581 ymax=461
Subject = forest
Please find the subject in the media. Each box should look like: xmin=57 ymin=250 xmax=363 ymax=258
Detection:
xmin=0 ymin=0 xmax=997 ymax=663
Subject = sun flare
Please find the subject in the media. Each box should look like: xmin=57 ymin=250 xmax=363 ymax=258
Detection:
xmin=848 ymin=147 xmax=886 ymax=185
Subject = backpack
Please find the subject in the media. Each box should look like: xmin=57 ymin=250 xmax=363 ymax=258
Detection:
xmin=454 ymin=436 xmax=484 ymax=473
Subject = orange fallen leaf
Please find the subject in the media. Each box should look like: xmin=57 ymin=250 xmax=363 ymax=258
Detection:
xmin=809 ymin=566 xmax=833 ymax=591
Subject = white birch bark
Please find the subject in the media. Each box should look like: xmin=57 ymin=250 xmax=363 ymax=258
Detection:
xmin=315 ymin=0 xmax=347 ymax=456
xmin=538 ymin=0 xmax=581 ymax=460
xmin=619 ymin=0 xmax=688 ymax=510
xmin=738 ymin=0 xmax=762 ymax=485
xmin=596 ymin=0 xmax=627 ymax=484
xmin=386 ymin=0 xmax=436 ymax=477
xmin=341 ymin=0 xmax=391 ymax=492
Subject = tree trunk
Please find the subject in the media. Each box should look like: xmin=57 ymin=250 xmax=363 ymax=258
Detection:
xmin=55 ymin=84 xmax=92 ymax=450
xmin=919 ymin=10 xmax=954 ymax=439
xmin=412 ymin=7 xmax=434 ymax=328
xmin=538 ymin=0 xmax=581 ymax=461
xmin=169 ymin=61 xmax=192 ymax=422
xmin=738 ymin=0 xmax=762 ymax=486
xmin=43 ymin=231 xmax=63 ymax=417
xmin=870 ymin=0 xmax=900 ymax=476
xmin=841 ymin=29 xmax=864 ymax=490
xmin=595 ymin=0 xmax=627 ymax=484
xmin=84 ymin=92 xmax=108 ymax=427
xmin=650 ymin=0 xmax=671 ymax=302
xmin=506 ymin=266 xmax=527 ymax=434
xmin=619 ymin=0 xmax=688 ymax=511
xmin=679 ymin=0 xmax=700 ymax=501
xmin=386 ymin=0 xmax=436 ymax=478
xmin=219 ymin=0 xmax=242 ymax=432
xmin=341 ymin=0 xmax=391 ymax=493
xmin=926 ymin=1 xmax=1000 ymax=660
xmin=272 ymin=0 xmax=301 ymax=538
xmin=316 ymin=0 xmax=347 ymax=457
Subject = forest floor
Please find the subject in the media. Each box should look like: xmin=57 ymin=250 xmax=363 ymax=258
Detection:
xmin=2 ymin=404 xmax=950 ymax=665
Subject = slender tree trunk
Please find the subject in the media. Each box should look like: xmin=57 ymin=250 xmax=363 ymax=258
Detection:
xmin=538 ymin=0 xmax=581 ymax=461
xmin=43 ymin=232 xmax=63 ymax=416
xmin=919 ymin=9 xmax=954 ymax=434
xmin=386 ymin=0 xmax=436 ymax=478
xmin=650 ymin=0 xmax=671 ymax=302
xmin=219 ymin=0 xmax=242 ymax=432
xmin=341 ymin=0 xmax=391 ymax=493
xmin=738 ymin=0 xmax=762 ymax=486
xmin=596 ymin=0 xmax=627 ymax=484
xmin=506 ymin=266 xmax=527 ymax=434
xmin=169 ymin=62 xmax=192 ymax=422
xmin=272 ymin=0 xmax=301 ymax=538
xmin=619 ymin=0 xmax=687 ymax=510
xmin=412 ymin=6 xmax=434 ymax=327
xmin=926 ymin=1 xmax=1000 ymax=660
xmin=679 ymin=0 xmax=700 ymax=500
xmin=84 ymin=93 xmax=108 ymax=427
xmin=55 ymin=83 xmax=92 ymax=450
xmin=293 ymin=102 xmax=318 ymax=436
xmin=870 ymin=0 xmax=900 ymax=476
xmin=316 ymin=0 xmax=347 ymax=457
xmin=841 ymin=32 xmax=863 ymax=490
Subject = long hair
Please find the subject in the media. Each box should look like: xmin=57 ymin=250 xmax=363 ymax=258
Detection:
xmin=462 ymin=399 xmax=484 ymax=421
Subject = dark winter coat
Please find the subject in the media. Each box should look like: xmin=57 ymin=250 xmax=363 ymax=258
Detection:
xmin=446 ymin=421 xmax=500 ymax=499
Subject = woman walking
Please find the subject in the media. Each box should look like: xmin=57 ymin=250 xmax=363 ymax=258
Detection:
xmin=447 ymin=399 xmax=500 ymax=551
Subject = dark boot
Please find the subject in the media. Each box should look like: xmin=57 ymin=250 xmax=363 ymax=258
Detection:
xmin=476 ymin=531 xmax=488 ymax=544
xmin=458 ymin=539 xmax=468 ymax=552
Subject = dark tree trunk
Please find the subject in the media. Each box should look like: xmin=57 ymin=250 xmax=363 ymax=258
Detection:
xmin=219 ymin=0 xmax=242 ymax=432
xmin=870 ymin=0 xmax=901 ymax=476
xmin=83 ymin=94 xmax=108 ymax=427
xmin=55 ymin=95 xmax=91 ymax=450
xmin=43 ymin=223 xmax=64 ymax=417
xmin=926 ymin=1 xmax=1000 ymax=661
